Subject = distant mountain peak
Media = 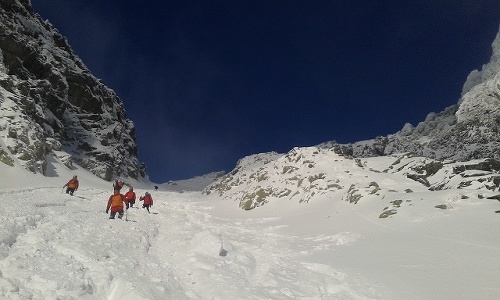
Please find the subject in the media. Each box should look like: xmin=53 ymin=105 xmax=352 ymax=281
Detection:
xmin=315 ymin=26 xmax=500 ymax=164
xmin=461 ymin=26 xmax=500 ymax=96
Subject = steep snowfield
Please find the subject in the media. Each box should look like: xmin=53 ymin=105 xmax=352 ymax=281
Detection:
xmin=0 ymin=155 xmax=499 ymax=300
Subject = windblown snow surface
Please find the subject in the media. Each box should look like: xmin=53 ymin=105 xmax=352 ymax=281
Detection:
xmin=0 ymin=156 xmax=499 ymax=300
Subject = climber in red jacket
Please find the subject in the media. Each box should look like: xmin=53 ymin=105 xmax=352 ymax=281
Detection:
xmin=124 ymin=187 xmax=136 ymax=209
xmin=63 ymin=175 xmax=79 ymax=196
xmin=139 ymin=192 xmax=153 ymax=213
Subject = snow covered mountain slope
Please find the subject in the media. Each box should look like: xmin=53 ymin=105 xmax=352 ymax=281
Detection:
xmin=204 ymin=146 xmax=500 ymax=210
xmin=1 ymin=151 xmax=499 ymax=300
xmin=0 ymin=2 xmax=498 ymax=298
xmin=207 ymin=28 xmax=500 ymax=211
xmin=160 ymin=171 xmax=226 ymax=192
xmin=0 ymin=0 xmax=145 ymax=180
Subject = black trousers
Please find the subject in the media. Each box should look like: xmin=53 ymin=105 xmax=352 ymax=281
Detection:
xmin=109 ymin=209 xmax=124 ymax=219
xmin=126 ymin=199 xmax=135 ymax=209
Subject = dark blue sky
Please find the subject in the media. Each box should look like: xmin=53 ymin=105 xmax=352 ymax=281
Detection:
xmin=31 ymin=0 xmax=499 ymax=182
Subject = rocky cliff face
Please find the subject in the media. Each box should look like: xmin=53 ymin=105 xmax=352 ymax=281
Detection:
xmin=320 ymin=27 xmax=500 ymax=163
xmin=0 ymin=0 xmax=145 ymax=180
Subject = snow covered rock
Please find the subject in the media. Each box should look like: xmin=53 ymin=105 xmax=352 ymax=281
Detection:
xmin=205 ymin=146 xmax=500 ymax=211
xmin=0 ymin=0 xmax=145 ymax=180
xmin=320 ymin=26 xmax=500 ymax=164
xmin=207 ymin=28 xmax=500 ymax=212
xmin=462 ymin=27 xmax=500 ymax=96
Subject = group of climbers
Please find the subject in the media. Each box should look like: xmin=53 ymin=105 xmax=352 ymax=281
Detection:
xmin=106 ymin=179 xmax=154 ymax=219
xmin=64 ymin=176 xmax=154 ymax=220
